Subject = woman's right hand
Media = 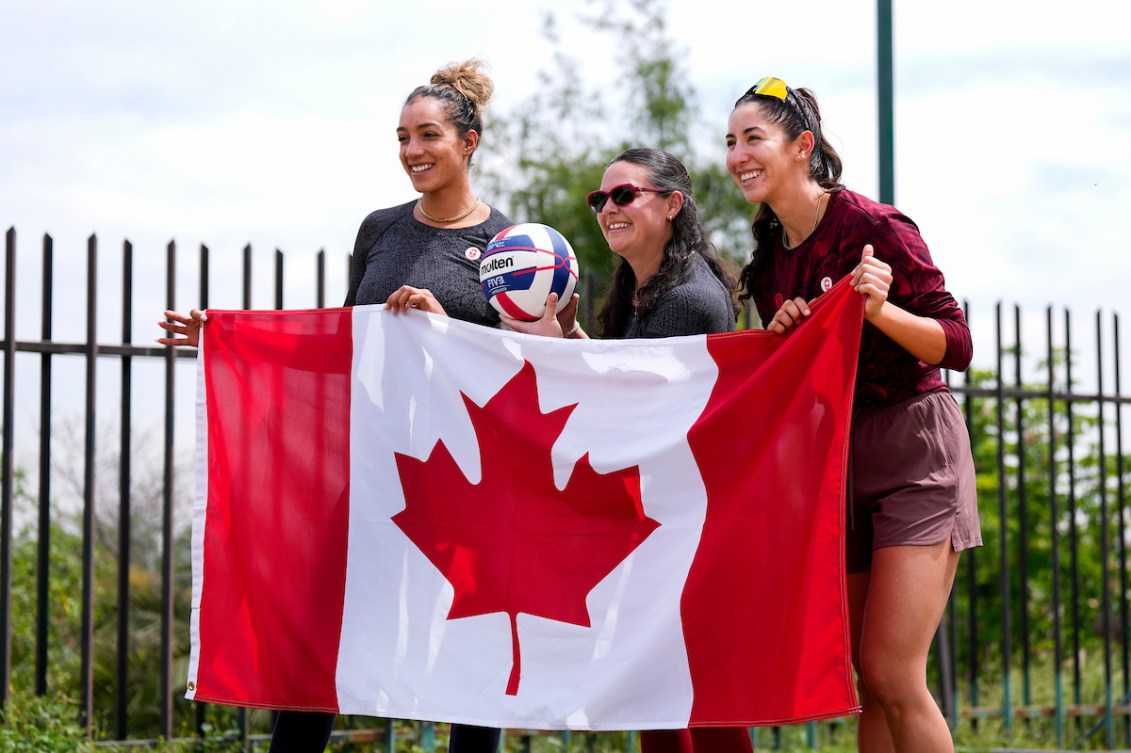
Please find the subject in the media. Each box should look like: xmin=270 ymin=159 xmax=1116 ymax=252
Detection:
xmin=766 ymin=297 xmax=811 ymax=335
xmin=501 ymin=293 xmax=584 ymax=338
xmin=156 ymin=309 xmax=206 ymax=347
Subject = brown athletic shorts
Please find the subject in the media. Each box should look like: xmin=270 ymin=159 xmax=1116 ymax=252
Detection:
xmin=846 ymin=389 xmax=982 ymax=574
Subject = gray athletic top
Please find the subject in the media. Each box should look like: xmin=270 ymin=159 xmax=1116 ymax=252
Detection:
xmin=621 ymin=253 xmax=736 ymax=338
xmin=344 ymin=200 xmax=514 ymax=327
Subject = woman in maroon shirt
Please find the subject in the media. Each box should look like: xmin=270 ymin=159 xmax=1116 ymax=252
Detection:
xmin=725 ymin=77 xmax=981 ymax=753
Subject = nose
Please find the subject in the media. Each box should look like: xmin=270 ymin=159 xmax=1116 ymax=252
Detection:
xmin=403 ymin=137 xmax=424 ymax=159
xmin=597 ymin=194 xmax=619 ymax=217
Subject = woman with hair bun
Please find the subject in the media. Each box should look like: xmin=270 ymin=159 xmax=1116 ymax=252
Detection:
xmin=160 ymin=58 xmax=508 ymax=753
xmin=726 ymin=77 xmax=980 ymax=753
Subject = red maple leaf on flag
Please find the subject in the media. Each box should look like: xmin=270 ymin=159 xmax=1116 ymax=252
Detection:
xmin=391 ymin=360 xmax=658 ymax=696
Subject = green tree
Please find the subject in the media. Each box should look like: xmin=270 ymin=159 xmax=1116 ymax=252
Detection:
xmin=480 ymin=0 xmax=752 ymax=327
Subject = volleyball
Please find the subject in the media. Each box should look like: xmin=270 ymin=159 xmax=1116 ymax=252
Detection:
xmin=480 ymin=223 xmax=580 ymax=321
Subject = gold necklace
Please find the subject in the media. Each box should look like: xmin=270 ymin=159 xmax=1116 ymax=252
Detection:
xmin=783 ymin=191 xmax=826 ymax=249
xmin=417 ymin=197 xmax=481 ymax=224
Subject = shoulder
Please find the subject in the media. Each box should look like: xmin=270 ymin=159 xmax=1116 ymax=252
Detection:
xmin=483 ymin=206 xmax=515 ymax=235
xmin=353 ymin=201 xmax=416 ymax=251
xmin=358 ymin=200 xmax=416 ymax=233
xmin=831 ymin=189 xmax=921 ymax=237
xmin=827 ymin=189 xmax=928 ymax=258
xmin=647 ymin=256 xmax=735 ymax=335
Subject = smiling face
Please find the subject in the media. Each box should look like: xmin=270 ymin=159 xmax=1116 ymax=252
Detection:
xmin=397 ymin=96 xmax=475 ymax=194
xmin=725 ymin=101 xmax=805 ymax=207
xmin=594 ymin=161 xmax=677 ymax=269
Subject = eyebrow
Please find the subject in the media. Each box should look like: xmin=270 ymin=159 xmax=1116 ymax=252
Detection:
xmin=725 ymin=125 xmax=765 ymax=140
xmin=397 ymin=121 xmax=443 ymax=132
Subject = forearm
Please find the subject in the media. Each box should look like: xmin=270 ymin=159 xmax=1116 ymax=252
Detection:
xmin=867 ymin=301 xmax=948 ymax=366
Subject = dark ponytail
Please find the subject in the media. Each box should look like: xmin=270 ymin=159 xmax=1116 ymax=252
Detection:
xmin=732 ymin=84 xmax=845 ymax=301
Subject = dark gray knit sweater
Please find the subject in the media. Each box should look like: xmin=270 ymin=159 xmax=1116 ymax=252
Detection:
xmin=344 ymin=200 xmax=514 ymax=326
xmin=621 ymin=253 xmax=736 ymax=338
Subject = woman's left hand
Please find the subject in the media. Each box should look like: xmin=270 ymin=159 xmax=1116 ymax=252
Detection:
xmin=851 ymin=244 xmax=893 ymax=320
xmin=384 ymin=286 xmax=448 ymax=316
xmin=500 ymin=293 xmax=565 ymax=337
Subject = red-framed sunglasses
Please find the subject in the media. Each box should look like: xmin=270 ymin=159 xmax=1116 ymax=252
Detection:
xmin=586 ymin=183 xmax=668 ymax=213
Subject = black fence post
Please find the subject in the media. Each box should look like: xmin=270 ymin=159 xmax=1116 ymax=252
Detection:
xmin=1 ymin=227 xmax=16 ymax=708
xmin=317 ymin=249 xmax=325 ymax=309
xmin=1114 ymin=312 xmax=1129 ymax=746
xmin=1065 ymin=309 xmax=1083 ymax=737
xmin=160 ymin=240 xmax=176 ymax=740
xmin=995 ymin=302 xmax=1013 ymax=732
xmin=1014 ymin=305 xmax=1032 ymax=714
xmin=195 ymin=243 xmax=209 ymax=741
xmin=1047 ymin=305 xmax=1066 ymax=747
xmin=80 ymin=234 xmax=98 ymax=731
xmin=35 ymin=233 xmax=52 ymax=698
xmin=1097 ymin=310 xmax=1114 ymax=748
xmin=117 ymin=239 xmax=134 ymax=739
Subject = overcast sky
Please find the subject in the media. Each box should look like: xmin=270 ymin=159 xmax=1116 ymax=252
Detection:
xmin=2 ymin=0 xmax=1129 ymax=471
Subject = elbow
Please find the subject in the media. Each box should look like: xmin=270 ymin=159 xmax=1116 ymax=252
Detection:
xmin=932 ymin=318 xmax=972 ymax=371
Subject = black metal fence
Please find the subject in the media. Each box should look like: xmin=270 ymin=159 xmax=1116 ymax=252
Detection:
xmin=0 ymin=227 xmax=1129 ymax=751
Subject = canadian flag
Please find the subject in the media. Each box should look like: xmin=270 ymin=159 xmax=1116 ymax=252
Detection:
xmin=186 ymin=277 xmax=863 ymax=730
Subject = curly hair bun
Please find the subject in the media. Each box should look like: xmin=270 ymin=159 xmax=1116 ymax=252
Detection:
xmin=430 ymin=58 xmax=494 ymax=112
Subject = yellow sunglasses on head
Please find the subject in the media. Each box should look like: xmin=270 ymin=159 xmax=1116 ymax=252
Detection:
xmin=745 ymin=76 xmax=789 ymax=101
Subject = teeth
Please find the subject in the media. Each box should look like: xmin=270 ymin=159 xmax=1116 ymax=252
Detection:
xmin=411 ymin=164 xmax=433 ymax=173
xmin=607 ymin=222 xmax=630 ymax=230
xmin=739 ymin=170 xmax=762 ymax=182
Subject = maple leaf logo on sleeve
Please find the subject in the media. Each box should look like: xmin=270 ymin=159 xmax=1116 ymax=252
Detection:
xmin=391 ymin=360 xmax=659 ymax=696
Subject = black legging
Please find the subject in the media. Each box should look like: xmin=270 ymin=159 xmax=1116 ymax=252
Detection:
xmin=266 ymin=710 xmax=501 ymax=752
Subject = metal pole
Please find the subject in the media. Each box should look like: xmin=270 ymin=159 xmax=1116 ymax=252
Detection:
xmin=0 ymin=227 xmax=16 ymax=707
xmin=995 ymin=303 xmax=1013 ymax=732
xmin=1047 ymin=305 xmax=1065 ymax=746
xmin=877 ymin=0 xmax=895 ymax=205
xmin=80 ymin=234 xmax=98 ymax=730
xmin=1014 ymin=305 xmax=1031 ymax=713
xmin=35 ymin=233 xmax=52 ymax=697
xmin=117 ymin=239 xmax=134 ymax=739
xmin=1096 ymin=310 xmax=1114 ymax=747
xmin=160 ymin=241 xmax=175 ymax=739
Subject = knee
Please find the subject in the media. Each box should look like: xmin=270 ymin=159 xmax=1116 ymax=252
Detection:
xmin=857 ymin=653 xmax=912 ymax=711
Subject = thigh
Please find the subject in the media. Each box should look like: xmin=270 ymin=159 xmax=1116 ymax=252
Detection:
xmin=448 ymin=723 xmax=501 ymax=753
xmin=859 ymin=541 xmax=959 ymax=681
xmin=640 ymin=729 xmax=693 ymax=753
xmin=267 ymin=710 xmax=336 ymax=753
xmin=689 ymin=726 xmax=753 ymax=752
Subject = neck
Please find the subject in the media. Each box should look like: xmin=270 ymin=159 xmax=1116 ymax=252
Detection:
xmin=418 ymin=183 xmax=478 ymax=218
xmin=773 ymin=181 xmax=826 ymax=248
xmin=627 ymin=255 xmax=662 ymax=298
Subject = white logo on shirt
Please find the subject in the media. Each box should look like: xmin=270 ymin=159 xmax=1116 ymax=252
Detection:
xmin=465 ymin=247 xmax=482 ymax=261
xmin=821 ymin=276 xmax=833 ymax=292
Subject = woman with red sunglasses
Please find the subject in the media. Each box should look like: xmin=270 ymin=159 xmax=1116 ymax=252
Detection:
xmin=726 ymin=77 xmax=980 ymax=753
xmin=504 ymin=147 xmax=751 ymax=753
xmin=516 ymin=147 xmax=739 ymax=345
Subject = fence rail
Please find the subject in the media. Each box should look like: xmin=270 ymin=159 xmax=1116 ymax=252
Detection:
xmin=1 ymin=227 xmax=1129 ymax=751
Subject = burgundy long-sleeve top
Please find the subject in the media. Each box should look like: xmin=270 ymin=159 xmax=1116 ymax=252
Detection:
xmin=748 ymin=189 xmax=972 ymax=410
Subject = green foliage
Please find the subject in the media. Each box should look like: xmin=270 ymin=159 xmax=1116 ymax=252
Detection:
xmin=0 ymin=690 xmax=96 ymax=752
xmin=480 ymin=0 xmax=753 ymax=327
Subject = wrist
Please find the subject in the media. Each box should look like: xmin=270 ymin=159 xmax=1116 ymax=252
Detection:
xmin=564 ymin=323 xmax=580 ymax=339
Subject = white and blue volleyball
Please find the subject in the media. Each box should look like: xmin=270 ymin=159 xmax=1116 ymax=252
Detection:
xmin=480 ymin=223 xmax=580 ymax=321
